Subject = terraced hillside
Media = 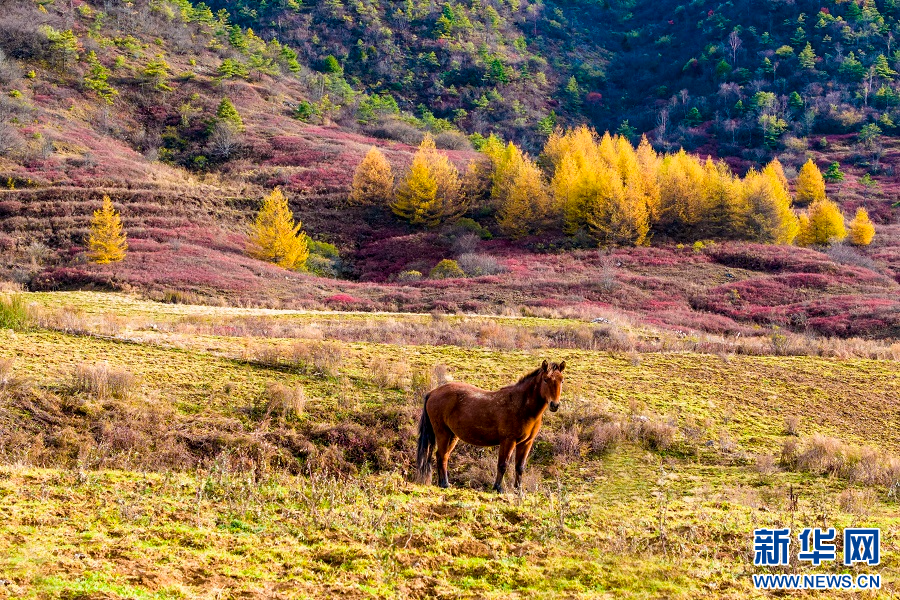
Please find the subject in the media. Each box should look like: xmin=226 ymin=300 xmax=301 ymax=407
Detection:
xmin=0 ymin=290 xmax=897 ymax=597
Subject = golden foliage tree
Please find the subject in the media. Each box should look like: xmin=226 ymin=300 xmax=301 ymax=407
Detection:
xmin=657 ymin=149 xmax=707 ymax=233
xmin=552 ymin=151 xmax=587 ymax=234
xmin=635 ymin=136 xmax=661 ymax=221
xmin=461 ymin=158 xmax=491 ymax=211
xmin=475 ymin=127 xmax=826 ymax=247
xmin=488 ymin=140 xmax=552 ymax=236
xmin=392 ymin=134 xmax=464 ymax=227
xmin=88 ymin=195 xmax=127 ymax=264
xmin=795 ymin=213 xmax=815 ymax=247
xmin=804 ymin=198 xmax=847 ymax=245
xmin=699 ymin=158 xmax=743 ymax=239
xmin=349 ymin=146 xmax=394 ymax=206
xmin=247 ymin=188 xmax=309 ymax=269
xmin=740 ymin=169 xmax=797 ymax=244
xmin=543 ymin=128 xmax=650 ymax=243
xmin=795 ymin=159 xmax=827 ymax=205
xmin=486 ymin=137 xmax=551 ymax=218
xmin=848 ymin=207 xmax=875 ymax=246
xmin=392 ymin=147 xmax=439 ymax=226
xmin=496 ymin=147 xmax=550 ymax=238
xmin=763 ymin=161 xmax=800 ymax=244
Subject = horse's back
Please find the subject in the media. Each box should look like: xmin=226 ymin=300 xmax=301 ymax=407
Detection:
xmin=426 ymin=382 xmax=511 ymax=446
xmin=427 ymin=382 xmax=493 ymax=410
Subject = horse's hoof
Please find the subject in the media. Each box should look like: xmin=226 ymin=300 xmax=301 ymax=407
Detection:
xmin=438 ymin=482 xmax=450 ymax=489
xmin=493 ymin=485 xmax=504 ymax=494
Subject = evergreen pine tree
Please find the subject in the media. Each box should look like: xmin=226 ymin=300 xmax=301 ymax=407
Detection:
xmin=217 ymin=97 xmax=244 ymax=131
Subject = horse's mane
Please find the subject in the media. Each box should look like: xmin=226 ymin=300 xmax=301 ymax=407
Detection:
xmin=516 ymin=367 xmax=543 ymax=384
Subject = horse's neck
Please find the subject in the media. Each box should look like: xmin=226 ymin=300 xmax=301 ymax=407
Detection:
xmin=514 ymin=377 xmax=546 ymax=416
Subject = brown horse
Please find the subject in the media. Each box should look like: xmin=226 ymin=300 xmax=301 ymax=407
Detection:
xmin=415 ymin=360 xmax=565 ymax=492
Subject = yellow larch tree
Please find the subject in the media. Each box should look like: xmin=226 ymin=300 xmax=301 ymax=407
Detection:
xmin=805 ymin=197 xmax=847 ymax=245
xmin=700 ymin=158 xmax=743 ymax=239
xmin=609 ymin=136 xmax=651 ymax=245
xmin=762 ymin=160 xmax=800 ymax=244
xmin=542 ymin=125 xmax=598 ymax=174
xmin=392 ymin=156 xmax=438 ymax=226
xmin=848 ymin=207 xmax=875 ymax=246
xmin=544 ymin=129 xmax=651 ymax=244
xmin=657 ymin=149 xmax=707 ymax=234
xmin=496 ymin=149 xmax=549 ymax=238
xmin=795 ymin=159 xmax=827 ymax=205
xmin=552 ymin=151 xmax=587 ymax=234
xmin=740 ymin=166 xmax=799 ymax=244
xmin=635 ymin=136 xmax=661 ymax=222
xmin=428 ymin=140 xmax=465 ymax=222
xmin=766 ymin=157 xmax=790 ymax=191
xmin=247 ymin=187 xmax=309 ymax=269
xmin=88 ymin=195 xmax=127 ymax=264
xmin=795 ymin=213 xmax=815 ymax=247
xmin=392 ymin=134 xmax=464 ymax=227
xmin=584 ymin=162 xmax=650 ymax=246
xmin=349 ymin=146 xmax=394 ymax=206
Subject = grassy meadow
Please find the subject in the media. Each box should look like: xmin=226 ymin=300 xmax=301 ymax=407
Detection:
xmin=0 ymin=291 xmax=898 ymax=598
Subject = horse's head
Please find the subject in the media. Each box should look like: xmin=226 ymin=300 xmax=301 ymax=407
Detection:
xmin=538 ymin=360 xmax=565 ymax=412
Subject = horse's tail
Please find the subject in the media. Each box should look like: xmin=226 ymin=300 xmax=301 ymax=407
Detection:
xmin=415 ymin=393 xmax=435 ymax=484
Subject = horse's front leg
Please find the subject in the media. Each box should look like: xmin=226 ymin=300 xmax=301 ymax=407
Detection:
xmin=513 ymin=439 xmax=535 ymax=490
xmin=493 ymin=439 xmax=516 ymax=493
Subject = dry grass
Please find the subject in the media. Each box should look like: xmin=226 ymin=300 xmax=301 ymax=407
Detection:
xmin=432 ymin=363 xmax=451 ymax=386
xmin=71 ymin=362 xmax=136 ymax=400
xmin=369 ymin=356 xmax=409 ymax=390
xmin=0 ymin=293 xmax=29 ymax=331
xmin=838 ymin=488 xmax=876 ymax=514
xmin=0 ymin=357 xmax=12 ymax=387
xmin=244 ymin=340 xmax=345 ymax=377
xmin=263 ymin=381 xmax=306 ymax=420
xmin=408 ymin=366 xmax=433 ymax=404
xmin=591 ymin=421 xmax=624 ymax=455
xmin=551 ymin=426 xmax=582 ymax=460
xmin=784 ymin=415 xmax=801 ymax=436
xmin=305 ymin=341 xmax=344 ymax=376
xmin=755 ymin=453 xmax=776 ymax=475
xmin=792 ymin=434 xmax=900 ymax=487
xmin=781 ymin=437 xmax=800 ymax=468
xmin=30 ymin=292 xmax=900 ymax=360
xmin=630 ymin=416 xmax=677 ymax=452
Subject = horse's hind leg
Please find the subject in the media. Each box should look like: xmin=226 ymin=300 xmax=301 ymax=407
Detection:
xmin=435 ymin=428 xmax=458 ymax=488
xmin=493 ymin=439 xmax=516 ymax=493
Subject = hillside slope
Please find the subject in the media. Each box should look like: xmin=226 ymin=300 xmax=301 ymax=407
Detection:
xmin=208 ymin=0 xmax=900 ymax=159
xmin=0 ymin=0 xmax=897 ymax=343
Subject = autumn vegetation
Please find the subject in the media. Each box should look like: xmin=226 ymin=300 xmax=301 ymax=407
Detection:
xmin=391 ymin=134 xmax=467 ymax=227
xmin=87 ymin=196 xmax=127 ymax=264
xmin=348 ymin=146 xmax=394 ymax=206
xmin=247 ymin=188 xmax=309 ymax=270
xmin=352 ymin=126 xmax=872 ymax=250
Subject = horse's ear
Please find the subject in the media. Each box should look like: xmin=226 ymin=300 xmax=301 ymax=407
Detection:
xmin=558 ymin=361 xmax=566 ymax=373
xmin=541 ymin=360 xmax=549 ymax=372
